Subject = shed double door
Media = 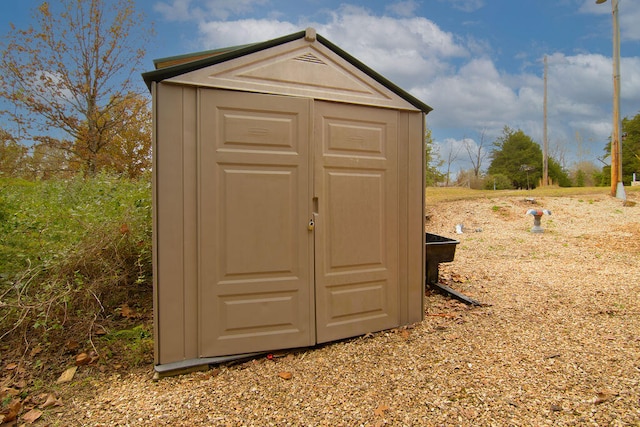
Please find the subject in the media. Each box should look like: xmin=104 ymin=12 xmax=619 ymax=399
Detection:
xmin=199 ymin=89 xmax=399 ymax=357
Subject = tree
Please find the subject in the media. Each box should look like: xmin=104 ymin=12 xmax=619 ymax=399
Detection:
xmin=620 ymin=113 xmax=640 ymax=184
xmin=488 ymin=126 xmax=570 ymax=189
xmin=570 ymin=161 xmax=600 ymax=187
xmin=71 ymin=93 xmax=152 ymax=178
xmin=464 ymin=129 xmax=490 ymax=178
xmin=442 ymin=139 xmax=461 ymax=187
xmin=0 ymin=128 xmax=29 ymax=177
xmin=0 ymin=0 xmax=151 ymax=176
xmin=488 ymin=127 xmax=543 ymax=189
xmin=548 ymin=157 xmax=571 ymax=187
xmin=424 ymin=127 xmax=444 ymax=186
xmin=28 ymin=142 xmax=74 ymax=180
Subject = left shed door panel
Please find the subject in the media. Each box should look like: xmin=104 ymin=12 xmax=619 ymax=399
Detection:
xmin=198 ymin=89 xmax=313 ymax=357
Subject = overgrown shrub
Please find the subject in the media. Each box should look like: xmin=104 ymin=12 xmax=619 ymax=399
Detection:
xmin=0 ymin=173 xmax=152 ymax=346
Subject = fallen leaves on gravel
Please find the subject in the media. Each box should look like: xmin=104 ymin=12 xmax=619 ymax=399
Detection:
xmin=278 ymin=371 xmax=293 ymax=380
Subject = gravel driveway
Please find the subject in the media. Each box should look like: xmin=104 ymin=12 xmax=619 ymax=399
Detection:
xmin=61 ymin=193 xmax=640 ymax=426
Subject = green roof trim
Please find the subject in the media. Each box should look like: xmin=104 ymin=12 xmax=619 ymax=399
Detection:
xmin=141 ymin=30 xmax=432 ymax=114
xmin=151 ymin=42 xmax=260 ymax=68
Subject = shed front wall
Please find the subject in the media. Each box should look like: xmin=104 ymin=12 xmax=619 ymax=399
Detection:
xmin=153 ymin=83 xmax=424 ymax=366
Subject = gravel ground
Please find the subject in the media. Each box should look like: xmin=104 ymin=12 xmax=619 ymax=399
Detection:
xmin=57 ymin=193 xmax=639 ymax=426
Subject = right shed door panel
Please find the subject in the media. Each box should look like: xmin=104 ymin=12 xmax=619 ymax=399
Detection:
xmin=313 ymin=101 xmax=400 ymax=343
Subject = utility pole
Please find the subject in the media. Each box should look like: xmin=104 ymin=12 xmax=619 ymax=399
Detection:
xmin=596 ymin=0 xmax=625 ymax=199
xmin=543 ymin=55 xmax=549 ymax=186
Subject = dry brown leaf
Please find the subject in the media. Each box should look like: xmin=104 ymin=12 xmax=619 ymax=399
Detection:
xmin=76 ymin=353 xmax=91 ymax=366
xmin=4 ymin=363 xmax=18 ymax=371
xmin=21 ymin=408 xmax=42 ymax=424
xmin=451 ymin=273 xmax=464 ymax=283
xmin=64 ymin=340 xmax=80 ymax=352
xmin=120 ymin=304 xmax=141 ymax=319
xmin=373 ymin=403 xmax=390 ymax=417
xmin=2 ymin=387 xmax=20 ymax=397
xmin=1 ymin=399 xmax=22 ymax=423
xmin=595 ymin=390 xmax=618 ymax=404
xmin=426 ymin=313 xmax=457 ymax=318
xmin=93 ymin=325 xmax=107 ymax=336
xmin=120 ymin=223 xmax=130 ymax=234
xmin=121 ymin=304 xmax=135 ymax=318
xmin=29 ymin=346 xmax=42 ymax=357
xmin=56 ymin=366 xmax=78 ymax=384
xmin=278 ymin=371 xmax=293 ymax=380
xmin=40 ymin=393 xmax=59 ymax=409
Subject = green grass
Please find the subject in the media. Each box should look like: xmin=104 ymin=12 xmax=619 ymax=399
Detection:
xmin=0 ymin=174 xmax=151 ymax=276
xmin=425 ymin=185 xmax=640 ymax=205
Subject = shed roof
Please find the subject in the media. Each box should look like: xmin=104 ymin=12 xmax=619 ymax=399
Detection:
xmin=142 ymin=29 xmax=432 ymax=114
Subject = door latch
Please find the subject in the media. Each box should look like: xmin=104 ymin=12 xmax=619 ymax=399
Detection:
xmin=308 ymin=219 xmax=315 ymax=231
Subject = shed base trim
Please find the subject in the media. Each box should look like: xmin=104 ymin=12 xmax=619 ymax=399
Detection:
xmin=153 ymin=352 xmax=265 ymax=379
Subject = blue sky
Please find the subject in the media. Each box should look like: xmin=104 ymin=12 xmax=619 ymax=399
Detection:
xmin=2 ymin=0 xmax=640 ymax=175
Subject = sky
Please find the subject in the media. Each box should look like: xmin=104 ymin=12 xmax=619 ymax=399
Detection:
xmin=2 ymin=0 xmax=640 ymax=176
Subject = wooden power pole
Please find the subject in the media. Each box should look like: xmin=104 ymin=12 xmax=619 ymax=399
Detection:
xmin=543 ymin=55 xmax=549 ymax=187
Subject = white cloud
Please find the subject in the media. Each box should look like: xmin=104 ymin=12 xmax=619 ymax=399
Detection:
xmin=418 ymin=58 xmax=519 ymax=130
xmin=547 ymin=53 xmax=610 ymax=102
xmin=438 ymin=0 xmax=484 ymax=13
xmin=420 ymin=48 xmax=631 ymax=168
xmin=621 ymin=57 xmax=640 ymax=105
xmin=198 ymin=19 xmax=299 ymax=47
xmin=621 ymin=7 xmax=640 ymax=41
xmin=385 ymin=1 xmax=420 ymax=17
xmin=308 ymin=5 xmax=469 ymax=87
xmin=154 ymin=0 xmax=194 ymax=21
xmin=154 ymin=0 xmax=268 ymax=22
xmin=192 ymin=4 xmax=470 ymax=88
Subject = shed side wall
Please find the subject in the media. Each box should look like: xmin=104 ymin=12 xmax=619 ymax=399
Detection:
xmin=155 ymin=83 xmax=199 ymax=364
xmin=406 ymin=111 xmax=426 ymax=323
xmin=396 ymin=110 xmax=425 ymax=325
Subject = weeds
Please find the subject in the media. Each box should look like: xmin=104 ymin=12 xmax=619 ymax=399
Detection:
xmin=0 ymin=173 xmax=152 ymax=355
xmin=100 ymin=325 xmax=154 ymax=366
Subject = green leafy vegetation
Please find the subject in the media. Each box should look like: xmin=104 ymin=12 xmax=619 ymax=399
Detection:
xmin=487 ymin=126 xmax=571 ymax=189
xmin=0 ymin=173 xmax=152 ymax=349
xmin=100 ymin=325 xmax=154 ymax=366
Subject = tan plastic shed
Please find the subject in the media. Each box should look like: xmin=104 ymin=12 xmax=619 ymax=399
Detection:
xmin=142 ymin=28 xmax=432 ymax=373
